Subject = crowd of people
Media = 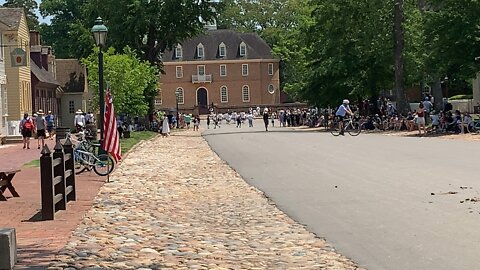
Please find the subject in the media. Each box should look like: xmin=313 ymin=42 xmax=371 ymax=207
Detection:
xmin=19 ymin=109 xmax=57 ymax=149
xmin=329 ymin=96 xmax=478 ymax=136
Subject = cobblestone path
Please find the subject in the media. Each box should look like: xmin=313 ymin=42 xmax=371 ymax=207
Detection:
xmin=48 ymin=131 xmax=363 ymax=269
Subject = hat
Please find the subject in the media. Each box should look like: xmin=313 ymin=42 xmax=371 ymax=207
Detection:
xmin=37 ymin=109 xmax=44 ymax=115
xmin=76 ymin=109 xmax=83 ymax=114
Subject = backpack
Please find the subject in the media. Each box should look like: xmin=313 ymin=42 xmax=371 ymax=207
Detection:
xmin=23 ymin=119 xmax=33 ymax=131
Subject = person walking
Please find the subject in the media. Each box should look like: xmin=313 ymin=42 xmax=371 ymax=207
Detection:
xmin=206 ymin=115 xmax=211 ymax=129
xmin=247 ymin=112 xmax=254 ymax=127
xmin=416 ymin=103 xmax=426 ymax=136
xmin=45 ymin=110 xmax=56 ymax=139
xmin=20 ymin=113 xmax=33 ymax=149
xmin=161 ymin=114 xmax=170 ymax=137
xmin=263 ymin=108 xmax=270 ymax=131
xmin=35 ymin=110 xmax=47 ymax=149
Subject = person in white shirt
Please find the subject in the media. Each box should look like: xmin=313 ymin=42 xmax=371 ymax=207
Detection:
xmin=74 ymin=109 xmax=86 ymax=132
xmin=335 ymin=99 xmax=353 ymax=135
xmin=247 ymin=112 xmax=254 ymax=127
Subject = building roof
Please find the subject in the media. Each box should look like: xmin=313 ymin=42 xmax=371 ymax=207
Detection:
xmin=55 ymin=59 xmax=87 ymax=93
xmin=163 ymin=29 xmax=275 ymax=62
xmin=0 ymin=8 xmax=24 ymax=30
xmin=31 ymin=62 xmax=60 ymax=86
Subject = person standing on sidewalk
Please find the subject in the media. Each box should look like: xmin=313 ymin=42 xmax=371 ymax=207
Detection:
xmin=35 ymin=110 xmax=47 ymax=149
xmin=20 ymin=113 xmax=33 ymax=149
xmin=263 ymin=108 xmax=270 ymax=131
xmin=74 ymin=109 xmax=85 ymax=132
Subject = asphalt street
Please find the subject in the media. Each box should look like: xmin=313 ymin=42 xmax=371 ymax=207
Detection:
xmin=203 ymin=119 xmax=480 ymax=270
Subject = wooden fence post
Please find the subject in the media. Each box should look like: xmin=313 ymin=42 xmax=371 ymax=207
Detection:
xmin=52 ymin=141 xmax=66 ymax=211
xmin=63 ymin=138 xmax=76 ymax=202
xmin=40 ymin=145 xmax=54 ymax=220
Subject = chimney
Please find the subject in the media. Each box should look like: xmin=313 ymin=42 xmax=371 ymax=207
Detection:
xmin=30 ymin=30 xmax=41 ymax=46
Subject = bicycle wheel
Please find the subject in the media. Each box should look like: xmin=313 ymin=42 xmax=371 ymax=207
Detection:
xmin=74 ymin=152 xmax=88 ymax=175
xmin=93 ymin=154 xmax=115 ymax=176
xmin=347 ymin=121 xmax=362 ymax=136
xmin=330 ymin=120 xmax=341 ymax=136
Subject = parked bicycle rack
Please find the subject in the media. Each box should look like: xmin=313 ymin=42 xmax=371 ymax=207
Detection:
xmin=40 ymin=138 xmax=76 ymax=220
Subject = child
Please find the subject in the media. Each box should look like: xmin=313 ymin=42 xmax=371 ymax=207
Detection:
xmin=193 ymin=116 xmax=200 ymax=131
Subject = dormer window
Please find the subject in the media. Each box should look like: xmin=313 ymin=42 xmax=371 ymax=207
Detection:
xmin=175 ymin=44 xmax=183 ymax=59
xmin=197 ymin=43 xmax=205 ymax=58
xmin=219 ymin=42 xmax=226 ymax=57
xmin=239 ymin=42 xmax=247 ymax=57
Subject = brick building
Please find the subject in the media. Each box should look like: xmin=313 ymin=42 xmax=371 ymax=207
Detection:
xmin=158 ymin=29 xmax=281 ymax=114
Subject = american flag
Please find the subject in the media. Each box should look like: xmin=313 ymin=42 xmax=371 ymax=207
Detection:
xmin=103 ymin=89 xmax=121 ymax=162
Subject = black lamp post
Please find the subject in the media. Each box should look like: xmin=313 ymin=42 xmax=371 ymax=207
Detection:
xmin=176 ymin=92 xmax=180 ymax=129
xmin=444 ymin=76 xmax=449 ymax=98
xmin=91 ymin=17 xmax=108 ymax=151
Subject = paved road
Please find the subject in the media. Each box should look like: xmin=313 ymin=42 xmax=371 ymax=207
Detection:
xmin=203 ymin=120 xmax=480 ymax=270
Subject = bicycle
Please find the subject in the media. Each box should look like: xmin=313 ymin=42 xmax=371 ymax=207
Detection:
xmin=74 ymin=147 xmax=114 ymax=176
xmin=330 ymin=116 xmax=362 ymax=136
xmin=66 ymin=131 xmax=115 ymax=176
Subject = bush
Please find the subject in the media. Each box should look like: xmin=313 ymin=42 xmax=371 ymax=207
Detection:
xmin=449 ymin=94 xmax=473 ymax=100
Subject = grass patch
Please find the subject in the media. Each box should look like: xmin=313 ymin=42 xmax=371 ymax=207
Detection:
xmin=23 ymin=159 xmax=40 ymax=168
xmin=121 ymin=131 xmax=158 ymax=154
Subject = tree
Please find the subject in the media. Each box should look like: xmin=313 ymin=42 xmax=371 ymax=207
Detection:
xmin=82 ymin=47 xmax=159 ymax=117
xmin=217 ymin=0 xmax=313 ymax=101
xmin=304 ymin=0 xmax=394 ymax=106
xmin=423 ymin=0 xmax=480 ymax=108
xmin=3 ymin=0 xmax=39 ymax=30
xmin=39 ymin=0 xmax=95 ymax=59
xmin=93 ymin=0 xmax=218 ymax=66
xmin=394 ymin=0 xmax=408 ymax=113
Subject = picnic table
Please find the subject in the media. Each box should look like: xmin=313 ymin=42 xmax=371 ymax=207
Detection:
xmin=0 ymin=168 xmax=20 ymax=201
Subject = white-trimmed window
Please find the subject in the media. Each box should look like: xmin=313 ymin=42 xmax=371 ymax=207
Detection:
xmin=239 ymin=42 xmax=247 ymax=56
xmin=219 ymin=42 xmax=226 ymax=57
xmin=242 ymin=85 xmax=250 ymax=102
xmin=197 ymin=43 xmax=205 ymax=58
xmin=242 ymin=64 xmax=248 ymax=76
xmin=176 ymin=66 xmax=183 ymax=78
xmin=175 ymin=87 xmax=185 ymax=104
xmin=197 ymin=65 xmax=205 ymax=76
xmin=268 ymin=63 xmax=274 ymax=75
xmin=68 ymin=100 xmax=75 ymax=113
xmin=175 ymin=44 xmax=183 ymax=59
xmin=220 ymin=64 xmax=227 ymax=77
xmin=156 ymin=88 xmax=162 ymax=105
xmin=268 ymin=84 xmax=275 ymax=94
xmin=220 ymin=86 xmax=228 ymax=103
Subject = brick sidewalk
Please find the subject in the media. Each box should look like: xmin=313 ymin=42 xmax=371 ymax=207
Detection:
xmin=0 ymin=142 xmax=106 ymax=268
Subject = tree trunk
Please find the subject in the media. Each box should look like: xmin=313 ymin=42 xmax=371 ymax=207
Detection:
xmin=394 ymin=0 xmax=408 ymax=113
xmin=431 ymin=77 xmax=443 ymax=111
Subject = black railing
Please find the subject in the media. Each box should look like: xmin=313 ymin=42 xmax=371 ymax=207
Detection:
xmin=40 ymin=138 xmax=76 ymax=220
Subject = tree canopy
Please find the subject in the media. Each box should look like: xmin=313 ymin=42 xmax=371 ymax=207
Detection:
xmin=82 ymin=47 xmax=159 ymax=117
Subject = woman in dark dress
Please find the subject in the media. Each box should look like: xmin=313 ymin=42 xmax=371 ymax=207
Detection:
xmin=263 ymin=109 xmax=269 ymax=131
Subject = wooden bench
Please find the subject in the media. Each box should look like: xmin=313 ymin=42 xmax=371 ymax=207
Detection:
xmin=0 ymin=169 xmax=20 ymax=201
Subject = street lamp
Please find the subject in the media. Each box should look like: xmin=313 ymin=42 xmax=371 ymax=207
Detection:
xmin=175 ymin=91 xmax=180 ymax=129
xmin=91 ymin=17 xmax=108 ymax=152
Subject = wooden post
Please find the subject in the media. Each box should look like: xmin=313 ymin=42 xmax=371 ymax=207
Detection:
xmin=63 ymin=137 xmax=76 ymax=202
xmin=40 ymin=145 xmax=54 ymax=220
xmin=53 ymin=141 xmax=66 ymax=211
